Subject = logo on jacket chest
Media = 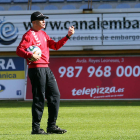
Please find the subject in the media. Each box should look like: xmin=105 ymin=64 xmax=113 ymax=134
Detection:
xmin=44 ymin=37 xmax=47 ymax=42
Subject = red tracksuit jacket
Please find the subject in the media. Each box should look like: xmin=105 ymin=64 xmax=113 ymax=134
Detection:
xmin=16 ymin=28 xmax=68 ymax=68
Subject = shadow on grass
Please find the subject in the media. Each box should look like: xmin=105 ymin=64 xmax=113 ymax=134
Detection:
xmin=0 ymin=133 xmax=51 ymax=136
xmin=0 ymin=134 xmax=30 ymax=135
xmin=0 ymin=100 xmax=140 ymax=108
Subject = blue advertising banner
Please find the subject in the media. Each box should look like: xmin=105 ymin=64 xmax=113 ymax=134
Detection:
xmin=0 ymin=57 xmax=25 ymax=99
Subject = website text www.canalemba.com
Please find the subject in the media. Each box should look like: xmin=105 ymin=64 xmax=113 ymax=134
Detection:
xmin=23 ymin=17 xmax=140 ymax=31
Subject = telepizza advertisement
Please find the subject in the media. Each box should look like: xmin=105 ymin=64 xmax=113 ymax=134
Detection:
xmin=25 ymin=56 xmax=140 ymax=100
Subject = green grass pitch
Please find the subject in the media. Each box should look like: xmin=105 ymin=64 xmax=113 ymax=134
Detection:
xmin=0 ymin=100 xmax=140 ymax=140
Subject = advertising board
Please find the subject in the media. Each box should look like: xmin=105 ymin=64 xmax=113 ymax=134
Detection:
xmin=1 ymin=10 xmax=140 ymax=51
xmin=25 ymin=56 xmax=140 ymax=100
xmin=0 ymin=57 xmax=25 ymax=99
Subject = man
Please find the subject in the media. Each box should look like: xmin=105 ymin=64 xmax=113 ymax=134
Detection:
xmin=16 ymin=11 xmax=75 ymax=134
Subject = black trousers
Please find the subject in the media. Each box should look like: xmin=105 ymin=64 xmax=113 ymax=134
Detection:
xmin=28 ymin=67 xmax=60 ymax=130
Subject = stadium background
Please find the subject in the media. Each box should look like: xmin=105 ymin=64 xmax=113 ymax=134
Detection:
xmin=1 ymin=0 xmax=140 ymax=100
xmin=0 ymin=0 xmax=140 ymax=10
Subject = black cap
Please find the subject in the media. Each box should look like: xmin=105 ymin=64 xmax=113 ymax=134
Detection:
xmin=31 ymin=11 xmax=49 ymax=22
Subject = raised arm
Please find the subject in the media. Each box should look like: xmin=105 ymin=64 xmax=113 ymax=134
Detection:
xmin=48 ymin=26 xmax=75 ymax=50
